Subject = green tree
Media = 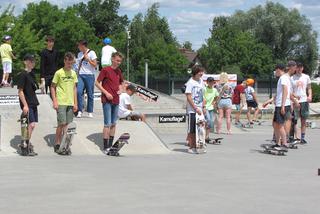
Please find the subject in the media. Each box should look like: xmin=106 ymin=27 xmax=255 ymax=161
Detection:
xmin=129 ymin=4 xmax=187 ymax=81
xmin=73 ymin=0 xmax=129 ymax=38
xmin=182 ymin=41 xmax=193 ymax=51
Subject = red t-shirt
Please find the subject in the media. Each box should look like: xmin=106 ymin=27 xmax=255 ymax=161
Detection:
xmin=232 ymin=84 xmax=245 ymax=104
xmin=97 ymin=66 xmax=124 ymax=104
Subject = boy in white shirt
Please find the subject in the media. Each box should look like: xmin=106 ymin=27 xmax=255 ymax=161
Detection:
xmin=101 ymin=38 xmax=117 ymax=68
xmin=118 ymin=84 xmax=146 ymax=122
xmin=291 ymin=62 xmax=312 ymax=144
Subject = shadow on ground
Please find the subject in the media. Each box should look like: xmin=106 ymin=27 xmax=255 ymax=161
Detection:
xmin=87 ymin=133 xmax=103 ymax=151
xmin=44 ymin=134 xmax=56 ymax=147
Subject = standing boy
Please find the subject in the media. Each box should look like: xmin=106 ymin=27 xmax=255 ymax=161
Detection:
xmin=203 ymin=77 xmax=219 ymax=141
xmin=40 ymin=36 xmax=59 ymax=95
xmin=101 ymin=38 xmax=117 ymax=68
xmin=185 ymin=65 xmax=205 ymax=154
xmin=0 ymin=35 xmax=16 ymax=86
xmin=76 ymin=40 xmax=97 ymax=118
xmin=232 ymin=80 xmax=246 ymax=125
xmin=17 ymin=54 xmax=39 ymax=156
xmin=291 ymin=62 xmax=312 ymax=144
xmin=95 ymin=52 xmax=124 ymax=154
xmin=244 ymin=78 xmax=260 ymax=124
xmin=51 ymin=52 xmax=78 ymax=153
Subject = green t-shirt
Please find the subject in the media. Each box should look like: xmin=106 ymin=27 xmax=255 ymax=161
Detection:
xmin=52 ymin=68 xmax=78 ymax=106
xmin=0 ymin=43 xmax=13 ymax=63
xmin=204 ymin=86 xmax=219 ymax=110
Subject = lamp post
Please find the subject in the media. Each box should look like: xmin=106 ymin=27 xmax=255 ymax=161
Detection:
xmin=145 ymin=59 xmax=149 ymax=88
xmin=126 ymin=28 xmax=131 ymax=81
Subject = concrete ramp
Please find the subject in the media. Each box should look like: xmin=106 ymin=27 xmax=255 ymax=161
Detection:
xmin=0 ymin=94 xmax=170 ymax=156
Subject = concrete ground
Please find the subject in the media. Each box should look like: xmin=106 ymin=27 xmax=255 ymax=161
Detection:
xmin=1 ymin=87 xmax=320 ymax=213
xmin=1 ymin=119 xmax=319 ymax=214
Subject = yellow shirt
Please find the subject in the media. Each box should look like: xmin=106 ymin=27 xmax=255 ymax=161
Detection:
xmin=52 ymin=68 xmax=78 ymax=106
xmin=0 ymin=43 xmax=13 ymax=63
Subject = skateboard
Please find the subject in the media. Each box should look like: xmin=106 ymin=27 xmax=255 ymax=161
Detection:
xmin=107 ymin=133 xmax=130 ymax=156
xmin=57 ymin=122 xmax=76 ymax=155
xmin=17 ymin=113 xmax=37 ymax=156
xmin=196 ymin=113 xmax=206 ymax=153
xmin=207 ymin=137 xmax=223 ymax=145
xmin=135 ymin=85 xmax=159 ymax=102
xmin=260 ymin=144 xmax=288 ymax=155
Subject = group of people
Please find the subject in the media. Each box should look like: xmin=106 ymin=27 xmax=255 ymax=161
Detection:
xmin=1 ymin=35 xmax=144 ymax=156
xmin=184 ymin=61 xmax=312 ymax=154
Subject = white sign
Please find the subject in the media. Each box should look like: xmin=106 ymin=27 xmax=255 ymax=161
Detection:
xmin=0 ymin=95 xmax=19 ymax=106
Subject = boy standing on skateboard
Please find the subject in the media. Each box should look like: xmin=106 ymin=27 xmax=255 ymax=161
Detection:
xmin=17 ymin=54 xmax=39 ymax=156
xmin=51 ymin=52 xmax=78 ymax=153
xmin=95 ymin=52 xmax=124 ymax=154
xmin=185 ymin=65 xmax=205 ymax=154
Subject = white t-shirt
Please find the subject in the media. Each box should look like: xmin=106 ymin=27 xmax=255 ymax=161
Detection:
xmin=275 ymin=74 xmax=291 ymax=107
xmin=185 ymin=78 xmax=205 ymax=113
xmin=244 ymin=86 xmax=255 ymax=101
xmin=118 ymin=93 xmax=131 ymax=118
xmin=291 ymin=73 xmax=311 ymax=103
xmin=77 ymin=50 xmax=97 ymax=75
xmin=101 ymin=45 xmax=117 ymax=66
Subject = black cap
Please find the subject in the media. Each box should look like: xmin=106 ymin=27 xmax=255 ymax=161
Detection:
xmin=207 ymin=77 xmax=214 ymax=82
xmin=23 ymin=54 xmax=35 ymax=62
xmin=275 ymin=64 xmax=285 ymax=70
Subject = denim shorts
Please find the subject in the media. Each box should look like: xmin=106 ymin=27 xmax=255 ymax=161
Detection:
xmin=218 ymin=98 xmax=232 ymax=109
xmin=205 ymin=109 xmax=215 ymax=129
xmin=28 ymin=106 xmax=38 ymax=123
xmin=103 ymin=102 xmax=119 ymax=127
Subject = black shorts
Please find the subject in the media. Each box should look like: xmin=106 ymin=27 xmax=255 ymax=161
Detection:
xmin=273 ymin=106 xmax=291 ymax=124
xmin=188 ymin=113 xmax=196 ymax=134
xmin=247 ymin=100 xmax=258 ymax=108
xmin=28 ymin=106 xmax=38 ymax=123
xmin=294 ymin=102 xmax=309 ymax=120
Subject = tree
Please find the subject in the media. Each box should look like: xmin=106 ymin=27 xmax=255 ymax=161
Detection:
xmin=73 ymin=0 xmax=129 ymax=38
xmin=182 ymin=41 xmax=193 ymax=51
xmin=128 ymin=4 xmax=187 ymax=81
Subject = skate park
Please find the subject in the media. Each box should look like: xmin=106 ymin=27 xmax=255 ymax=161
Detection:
xmin=1 ymin=86 xmax=320 ymax=214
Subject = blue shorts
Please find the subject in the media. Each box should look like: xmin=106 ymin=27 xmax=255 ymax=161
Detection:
xmin=28 ymin=106 xmax=38 ymax=123
xmin=235 ymin=104 xmax=241 ymax=111
xmin=102 ymin=102 xmax=119 ymax=127
xmin=218 ymin=98 xmax=232 ymax=109
xmin=205 ymin=110 xmax=215 ymax=129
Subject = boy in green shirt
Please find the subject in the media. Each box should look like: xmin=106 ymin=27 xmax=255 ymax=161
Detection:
xmin=0 ymin=35 xmax=16 ymax=86
xmin=51 ymin=52 xmax=78 ymax=153
xmin=203 ymin=77 xmax=219 ymax=141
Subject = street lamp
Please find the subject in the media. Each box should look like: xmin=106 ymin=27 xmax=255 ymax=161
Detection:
xmin=126 ymin=28 xmax=131 ymax=81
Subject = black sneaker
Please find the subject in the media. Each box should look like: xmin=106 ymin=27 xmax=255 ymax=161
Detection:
xmin=300 ymin=139 xmax=308 ymax=144
xmin=54 ymin=144 xmax=60 ymax=153
xmin=271 ymin=144 xmax=282 ymax=150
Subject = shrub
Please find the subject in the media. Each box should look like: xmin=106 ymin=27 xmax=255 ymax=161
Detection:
xmin=311 ymin=83 xmax=320 ymax=103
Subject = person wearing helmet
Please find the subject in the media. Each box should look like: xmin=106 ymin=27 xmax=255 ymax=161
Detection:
xmin=244 ymin=78 xmax=260 ymax=125
xmin=0 ymin=35 xmax=16 ymax=86
xmin=101 ymin=37 xmax=117 ymax=68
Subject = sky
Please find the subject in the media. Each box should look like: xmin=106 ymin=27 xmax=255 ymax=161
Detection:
xmin=2 ymin=0 xmax=320 ymax=50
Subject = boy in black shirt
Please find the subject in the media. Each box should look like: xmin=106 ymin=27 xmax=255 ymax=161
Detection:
xmin=17 ymin=54 xmax=39 ymax=156
xmin=40 ymin=36 xmax=58 ymax=95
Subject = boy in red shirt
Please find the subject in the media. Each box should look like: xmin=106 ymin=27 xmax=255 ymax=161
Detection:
xmin=232 ymin=80 xmax=246 ymax=125
xmin=95 ymin=52 xmax=124 ymax=154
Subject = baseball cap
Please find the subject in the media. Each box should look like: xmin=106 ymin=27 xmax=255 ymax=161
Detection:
xmin=287 ymin=60 xmax=297 ymax=67
xmin=207 ymin=77 xmax=214 ymax=82
xmin=3 ymin=35 xmax=11 ymax=41
xmin=23 ymin=54 xmax=35 ymax=62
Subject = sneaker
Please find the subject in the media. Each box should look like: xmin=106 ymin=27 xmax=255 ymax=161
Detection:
xmin=103 ymin=148 xmax=110 ymax=155
xmin=54 ymin=144 xmax=60 ymax=153
xmin=187 ymin=148 xmax=198 ymax=154
xmin=88 ymin=113 xmax=93 ymax=118
xmin=28 ymin=151 xmax=38 ymax=156
xmin=271 ymin=144 xmax=282 ymax=150
xmin=77 ymin=111 xmax=82 ymax=118
xmin=300 ymin=139 xmax=308 ymax=144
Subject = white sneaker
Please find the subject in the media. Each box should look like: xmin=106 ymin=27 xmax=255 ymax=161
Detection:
xmin=187 ymin=148 xmax=198 ymax=154
xmin=77 ymin=111 xmax=82 ymax=118
xmin=88 ymin=113 xmax=93 ymax=118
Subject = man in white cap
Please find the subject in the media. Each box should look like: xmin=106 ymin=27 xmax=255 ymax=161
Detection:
xmin=0 ymin=35 xmax=16 ymax=86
